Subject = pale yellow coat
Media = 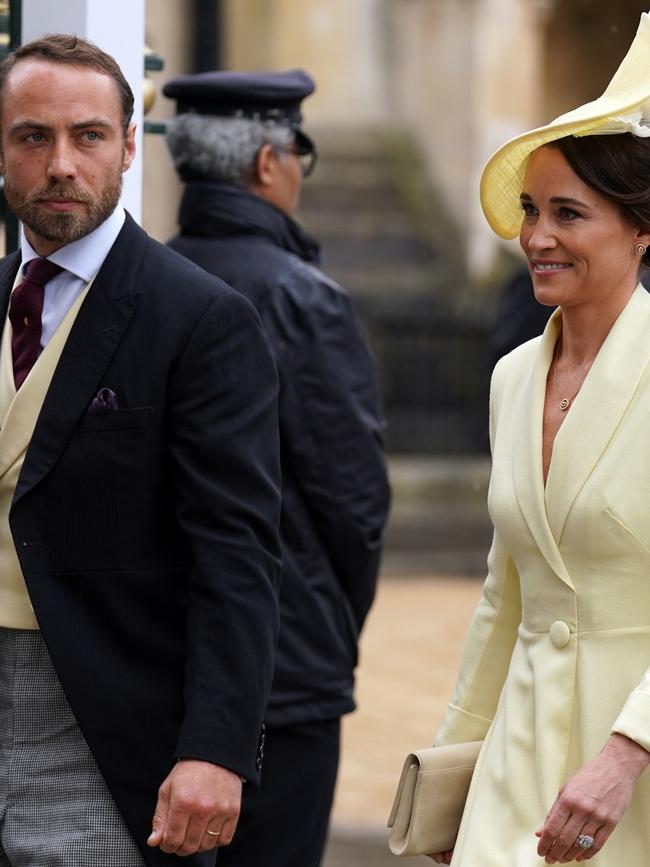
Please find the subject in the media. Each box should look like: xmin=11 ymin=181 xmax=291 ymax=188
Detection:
xmin=436 ymin=284 xmax=650 ymax=865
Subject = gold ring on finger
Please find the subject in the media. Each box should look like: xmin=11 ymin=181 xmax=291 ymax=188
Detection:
xmin=206 ymin=830 xmax=221 ymax=837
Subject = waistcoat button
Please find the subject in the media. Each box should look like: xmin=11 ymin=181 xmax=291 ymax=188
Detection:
xmin=549 ymin=620 xmax=571 ymax=648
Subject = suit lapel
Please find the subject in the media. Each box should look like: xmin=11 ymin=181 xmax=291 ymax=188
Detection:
xmin=0 ymin=252 xmax=21 ymax=322
xmin=546 ymin=283 xmax=650 ymax=543
xmin=14 ymin=214 xmax=149 ymax=504
xmin=511 ymin=308 xmax=574 ymax=588
xmin=0 ymin=252 xmax=21 ymax=430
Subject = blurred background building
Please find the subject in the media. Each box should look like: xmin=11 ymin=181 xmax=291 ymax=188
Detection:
xmin=1 ymin=2 xmax=649 ymax=863
xmin=1 ymin=0 xmax=647 ymax=456
xmin=141 ymin=0 xmax=650 ymax=454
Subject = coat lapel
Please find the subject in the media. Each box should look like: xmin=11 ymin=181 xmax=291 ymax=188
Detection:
xmin=511 ymin=308 xmax=575 ymax=588
xmin=14 ymin=214 xmax=149 ymax=504
xmin=545 ymin=283 xmax=650 ymax=543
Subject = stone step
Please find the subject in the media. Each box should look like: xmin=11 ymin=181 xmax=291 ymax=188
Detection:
xmin=306 ymin=124 xmax=395 ymax=155
xmin=384 ymin=456 xmax=492 ymax=576
xmin=300 ymin=184 xmax=404 ymax=213
xmin=319 ymin=264 xmax=440 ymax=297
xmin=299 ymin=210 xmax=416 ymax=237
xmin=307 ymin=235 xmax=435 ymax=270
xmin=295 ymin=125 xmax=457 ymax=311
xmin=294 ymin=128 xmax=479 ymax=453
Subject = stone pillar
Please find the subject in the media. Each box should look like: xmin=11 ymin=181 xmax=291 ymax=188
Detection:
xmin=21 ymin=0 xmax=145 ymax=222
xmin=467 ymin=0 xmax=555 ymax=275
xmin=142 ymin=0 xmax=194 ymax=242
xmin=388 ymin=0 xmax=475 ymax=266
xmin=223 ymin=0 xmax=389 ymax=125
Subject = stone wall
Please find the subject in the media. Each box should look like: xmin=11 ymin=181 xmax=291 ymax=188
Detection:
xmin=140 ymin=0 xmax=650 ymax=273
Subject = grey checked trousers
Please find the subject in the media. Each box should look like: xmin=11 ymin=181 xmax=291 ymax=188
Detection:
xmin=0 ymin=627 xmax=146 ymax=866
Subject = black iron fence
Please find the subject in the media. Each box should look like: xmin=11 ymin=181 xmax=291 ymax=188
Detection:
xmin=355 ymin=296 xmax=495 ymax=454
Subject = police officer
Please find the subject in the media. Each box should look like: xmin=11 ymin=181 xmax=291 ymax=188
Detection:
xmin=162 ymin=70 xmax=391 ymax=867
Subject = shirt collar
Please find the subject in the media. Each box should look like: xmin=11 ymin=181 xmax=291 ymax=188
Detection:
xmin=20 ymin=205 xmax=126 ymax=282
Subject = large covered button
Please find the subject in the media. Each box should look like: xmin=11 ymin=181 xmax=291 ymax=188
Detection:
xmin=549 ymin=620 xmax=571 ymax=648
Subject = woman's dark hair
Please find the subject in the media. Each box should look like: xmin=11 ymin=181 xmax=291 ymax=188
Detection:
xmin=551 ymin=133 xmax=650 ymax=267
xmin=0 ymin=34 xmax=134 ymax=133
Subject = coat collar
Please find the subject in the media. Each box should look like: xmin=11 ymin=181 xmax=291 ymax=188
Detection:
xmin=13 ymin=213 xmax=148 ymax=505
xmin=177 ymin=181 xmax=321 ymax=264
xmin=511 ymin=309 xmax=573 ymax=588
xmin=512 ymin=284 xmax=650 ymax=587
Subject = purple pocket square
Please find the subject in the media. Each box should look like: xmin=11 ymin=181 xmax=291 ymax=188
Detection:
xmin=89 ymin=387 xmax=119 ymax=412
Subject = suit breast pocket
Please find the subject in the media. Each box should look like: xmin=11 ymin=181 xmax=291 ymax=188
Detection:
xmin=77 ymin=406 xmax=154 ymax=433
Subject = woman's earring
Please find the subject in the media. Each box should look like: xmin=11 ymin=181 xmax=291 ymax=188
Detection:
xmin=634 ymin=243 xmax=648 ymax=256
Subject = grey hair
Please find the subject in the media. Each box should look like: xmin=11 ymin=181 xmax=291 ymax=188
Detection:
xmin=165 ymin=113 xmax=294 ymax=184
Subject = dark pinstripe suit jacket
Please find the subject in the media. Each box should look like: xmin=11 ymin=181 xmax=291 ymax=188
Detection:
xmin=1 ymin=214 xmax=282 ymax=866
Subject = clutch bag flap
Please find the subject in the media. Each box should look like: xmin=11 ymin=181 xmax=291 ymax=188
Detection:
xmin=387 ymin=740 xmax=482 ymax=856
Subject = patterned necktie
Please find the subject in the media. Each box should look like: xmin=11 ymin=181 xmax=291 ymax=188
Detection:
xmin=9 ymin=257 xmax=64 ymax=389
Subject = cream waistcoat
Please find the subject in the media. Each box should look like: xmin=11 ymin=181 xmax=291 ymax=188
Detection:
xmin=0 ymin=282 xmax=90 ymax=628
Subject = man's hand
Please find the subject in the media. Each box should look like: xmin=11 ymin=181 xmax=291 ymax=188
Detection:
xmin=147 ymin=759 xmax=243 ymax=856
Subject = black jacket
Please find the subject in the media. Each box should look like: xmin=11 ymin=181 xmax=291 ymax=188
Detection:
xmin=7 ymin=215 xmax=281 ymax=865
xmin=168 ymin=182 xmax=390 ymax=725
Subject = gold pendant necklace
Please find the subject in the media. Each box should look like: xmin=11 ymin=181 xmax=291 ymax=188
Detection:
xmin=552 ymin=345 xmax=582 ymax=412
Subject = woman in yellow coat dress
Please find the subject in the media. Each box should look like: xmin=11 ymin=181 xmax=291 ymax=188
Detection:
xmin=431 ymin=13 xmax=650 ymax=867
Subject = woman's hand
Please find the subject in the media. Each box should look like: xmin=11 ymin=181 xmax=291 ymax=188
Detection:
xmin=428 ymin=849 xmax=453 ymax=864
xmin=536 ymin=734 xmax=650 ymax=863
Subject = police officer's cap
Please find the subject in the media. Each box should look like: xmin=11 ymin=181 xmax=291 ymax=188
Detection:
xmin=163 ymin=69 xmax=315 ymax=131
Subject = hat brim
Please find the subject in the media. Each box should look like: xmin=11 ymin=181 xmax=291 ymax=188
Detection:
xmin=294 ymin=129 xmax=316 ymax=153
xmin=480 ymin=11 xmax=650 ymax=239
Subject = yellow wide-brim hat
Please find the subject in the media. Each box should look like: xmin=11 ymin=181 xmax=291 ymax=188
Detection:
xmin=481 ymin=11 xmax=650 ymax=240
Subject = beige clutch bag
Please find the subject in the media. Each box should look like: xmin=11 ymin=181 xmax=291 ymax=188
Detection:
xmin=387 ymin=740 xmax=482 ymax=856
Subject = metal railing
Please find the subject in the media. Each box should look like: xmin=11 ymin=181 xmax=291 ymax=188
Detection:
xmin=355 ymin=296 xmax=494 ymax=454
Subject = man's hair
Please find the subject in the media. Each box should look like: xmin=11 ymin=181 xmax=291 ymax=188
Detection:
xmin=0 ymin=33 xmax=134 ymax=132
xmin=551 ymin=133 xmax=650 ymax=267
xmin=165 ymin=114 xmax=294 ymax=185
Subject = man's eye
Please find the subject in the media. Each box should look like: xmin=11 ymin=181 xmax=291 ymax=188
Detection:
xmin=84 ymin=131 xmax=99 ymax=142
xmin=26 ymin=132 xmax=45 ymax=143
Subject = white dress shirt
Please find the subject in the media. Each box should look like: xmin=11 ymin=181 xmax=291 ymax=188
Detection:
xmin=18 ymin=205 xmax=126 ymax=348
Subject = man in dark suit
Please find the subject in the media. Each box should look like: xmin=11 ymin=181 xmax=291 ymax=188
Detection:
xmin=0 ymin=35 xmax=281 ymax=867
xmin=163 ymin=71 xmax=390 ymax=867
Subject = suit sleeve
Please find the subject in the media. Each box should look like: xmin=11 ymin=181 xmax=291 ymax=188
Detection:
xmin=167 ymin=289 xmax=281 ymax=783
xmin=435 ymin=360 xmax=521 ymax=746
xmin=269 ymin=269 xmax=390 ymax=631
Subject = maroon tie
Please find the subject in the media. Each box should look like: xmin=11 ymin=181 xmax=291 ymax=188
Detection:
xmin=9 ymin=257 xmax=64 ymax=389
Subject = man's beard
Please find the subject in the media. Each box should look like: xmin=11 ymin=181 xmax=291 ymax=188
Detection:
xmin=3 ymin=169 xmax=123 ymax=246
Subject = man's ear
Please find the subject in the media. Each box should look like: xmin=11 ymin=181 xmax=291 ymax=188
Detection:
xmin=122 ymin=123 xmax=137 ymax=173
xmin=254 ymin=143 xmax=276 ymax=189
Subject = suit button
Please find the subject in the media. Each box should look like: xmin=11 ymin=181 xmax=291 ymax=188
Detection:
xmin=549 ymin=620 xmax=571 ymax=648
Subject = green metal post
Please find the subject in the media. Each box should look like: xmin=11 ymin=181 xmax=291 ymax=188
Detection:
xmin=3 ymin=0 xmax=20 ymax=252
